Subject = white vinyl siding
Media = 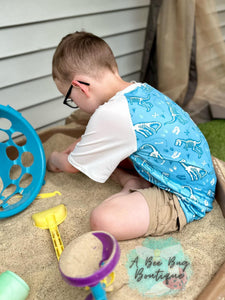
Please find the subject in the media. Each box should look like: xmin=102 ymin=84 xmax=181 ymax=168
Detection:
xmin=0 ymin=0 xmax=150 ymax=131
xmin=1 ymin=0 xmax=224 ymax=132
xmin=216 ymin=0 xmax=225 ymax=42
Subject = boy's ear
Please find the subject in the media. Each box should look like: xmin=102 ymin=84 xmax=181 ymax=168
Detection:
xmin=72 ymin=80 xmax=90 ymax=97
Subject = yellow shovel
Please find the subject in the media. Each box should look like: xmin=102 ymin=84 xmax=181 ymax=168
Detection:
xmin=32 ymin=204 xmax=67 ymax=260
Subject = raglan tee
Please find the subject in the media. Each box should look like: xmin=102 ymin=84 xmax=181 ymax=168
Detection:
xmin=68 ymin=82 xmax=217 ymax=223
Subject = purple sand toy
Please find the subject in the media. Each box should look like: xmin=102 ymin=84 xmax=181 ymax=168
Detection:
xmin=59 ymin=231 xmax=120 ymax=300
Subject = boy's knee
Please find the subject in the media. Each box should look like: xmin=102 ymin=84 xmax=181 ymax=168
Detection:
xmin=90 ymin=205 xmax=115 ymax=233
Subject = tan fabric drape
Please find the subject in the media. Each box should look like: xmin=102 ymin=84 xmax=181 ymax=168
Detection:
xmin=187 ymin=0 xmax=225 ymax=121
xmin=157 ymin=0 xmax=195 ymax=106
xmin=142 ymin=0 xmax=225 ymax=123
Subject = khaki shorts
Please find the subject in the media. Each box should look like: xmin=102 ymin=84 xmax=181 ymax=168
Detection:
xmin=136 ymin=186 xmax=187 ymax=236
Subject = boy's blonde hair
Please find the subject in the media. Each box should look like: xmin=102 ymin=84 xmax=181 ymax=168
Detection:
xmin=52 ymin=31 xmax=118 ymax=83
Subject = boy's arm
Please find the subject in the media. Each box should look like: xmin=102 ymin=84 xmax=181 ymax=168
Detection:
xmin=47 ymin=151 xmax=79 ymax=173
xmin=62 ymin=137 xmax=82 ymax=155
xmin=47 ymin=138 xmax=82 ymax=173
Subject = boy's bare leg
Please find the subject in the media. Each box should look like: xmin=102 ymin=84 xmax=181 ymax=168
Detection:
xmin=111 ymin=167 xmax=152 ymax=192
xmin=90 ymin=167 xmax=152 ymax=240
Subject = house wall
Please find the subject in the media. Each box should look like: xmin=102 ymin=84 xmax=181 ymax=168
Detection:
xmin=216 ymin=0 xmax=225 ymax=42
xmin=0 ymin=0 xmax=224 ymax=133
xmin=0 ymin=0 xmax=150 ymax=131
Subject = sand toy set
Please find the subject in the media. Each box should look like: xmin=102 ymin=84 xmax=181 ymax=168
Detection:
xmin=0 ymin=105 xmax=120 ymax=299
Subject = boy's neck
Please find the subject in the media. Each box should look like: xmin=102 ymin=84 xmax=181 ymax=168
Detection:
xmin=69 ymin=70 xmax=134 ymax=113
xmin=95 ymin=71 xmax=133 ymax=103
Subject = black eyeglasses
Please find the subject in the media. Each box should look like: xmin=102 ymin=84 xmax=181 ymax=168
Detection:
xmin=63 ymin=80 xmax=90 ymax=109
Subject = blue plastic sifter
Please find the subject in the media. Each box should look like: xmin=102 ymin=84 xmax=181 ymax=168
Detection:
xmin=0 ymin=105 xmax=46 ymax=218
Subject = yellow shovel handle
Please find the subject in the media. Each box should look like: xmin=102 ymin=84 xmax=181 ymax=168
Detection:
xmin=49 ymin=228 xmax=64 ymax=260
xmin=14 ymin=191 xmax=61 ymax=200
xmin=36 ymin=191 xmax=62 ymax=199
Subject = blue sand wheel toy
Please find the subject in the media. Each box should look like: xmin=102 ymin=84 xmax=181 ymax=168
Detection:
xmin=0 ymin=105 xmax=46 ymax=218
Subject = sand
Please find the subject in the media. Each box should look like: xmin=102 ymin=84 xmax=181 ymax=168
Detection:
xmin=59 ymin=232 xmax=103 ymax=278
xmin=0 ymin=120 xmax=225 ymax=300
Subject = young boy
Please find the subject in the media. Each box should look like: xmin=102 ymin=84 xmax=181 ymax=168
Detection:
xmin=47 ymin=31 xmax=217 ymax=241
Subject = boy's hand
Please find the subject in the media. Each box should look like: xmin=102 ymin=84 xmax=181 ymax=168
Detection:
xmin=47 ymin=151 xmax=79 ymax=174
xmin=47 ymin=152 xmax=62 ymax=172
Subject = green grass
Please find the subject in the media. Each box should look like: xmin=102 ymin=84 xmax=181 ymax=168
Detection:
xmin=198 ymin=120 xmax=225 ymax=161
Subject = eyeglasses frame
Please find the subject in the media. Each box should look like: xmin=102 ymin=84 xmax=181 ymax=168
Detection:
xmin=63 ymin=80 xmax=90 ymax=109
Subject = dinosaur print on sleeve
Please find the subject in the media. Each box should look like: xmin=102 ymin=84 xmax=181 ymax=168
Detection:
xmin=165 ymin=101 xmax=189 ymax=125
xmin=175 ymin=138 xmax=203 ymax=158
xmin=134 ymin=122 xmax=161 ymax=137
xmin=179 ymin=159 xmax=207 ymax=181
